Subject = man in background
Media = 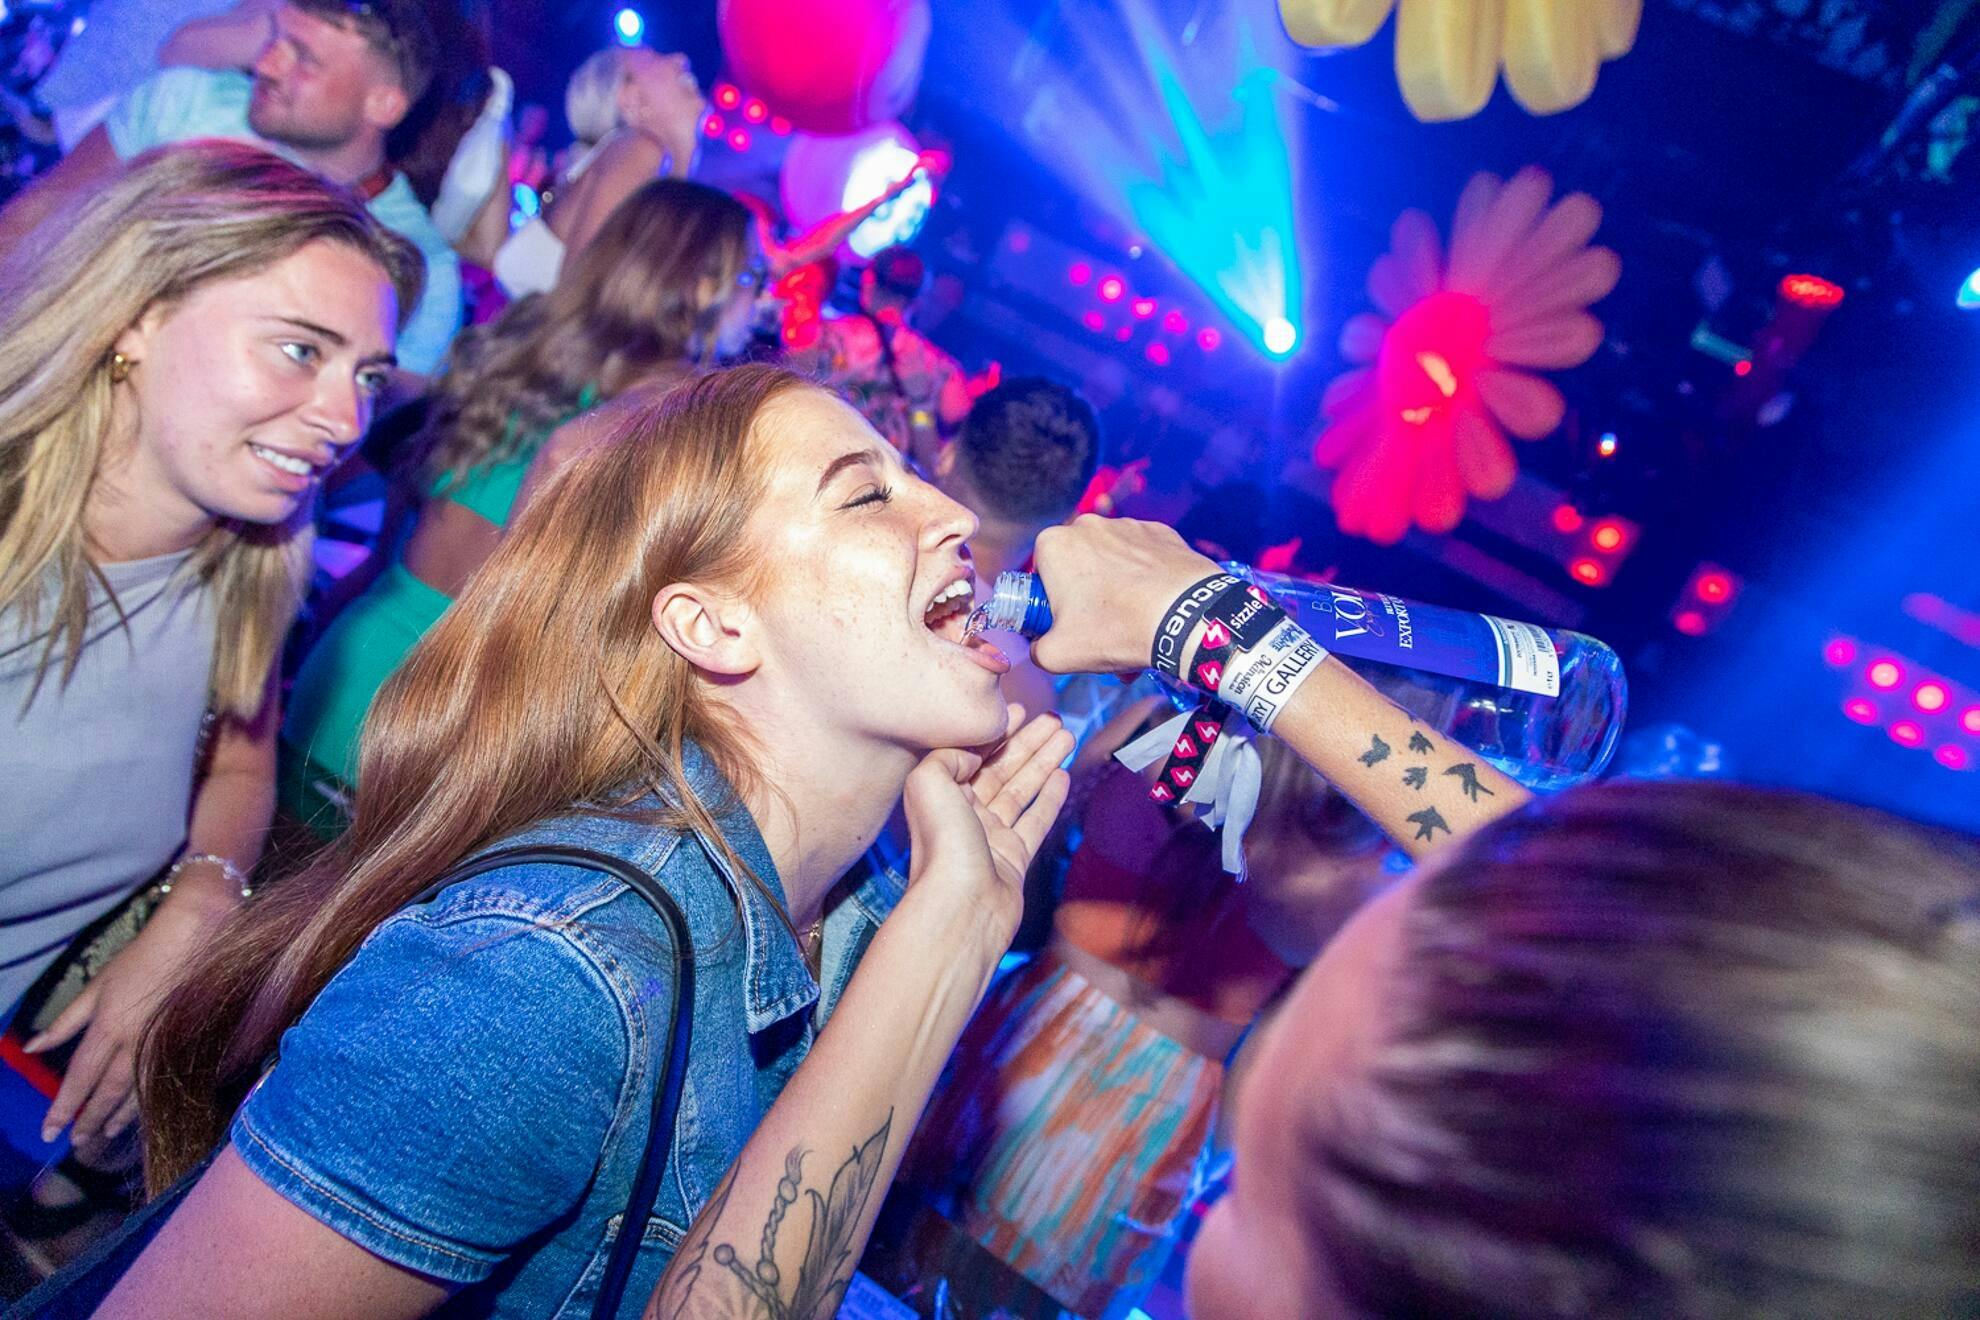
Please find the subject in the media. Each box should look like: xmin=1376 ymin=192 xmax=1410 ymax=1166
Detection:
xmin=0 ymin=0 xmax=461 ymax=377
xmin=932 ymin=377 xmax=1101 ymax=719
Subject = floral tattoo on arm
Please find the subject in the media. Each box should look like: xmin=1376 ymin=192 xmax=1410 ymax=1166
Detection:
xmin=649 ymin=1112 xmax=895 ymax=1320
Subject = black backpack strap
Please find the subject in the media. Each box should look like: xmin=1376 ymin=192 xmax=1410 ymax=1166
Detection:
xmin=410 ymin=845 xmax=694 ymax=1320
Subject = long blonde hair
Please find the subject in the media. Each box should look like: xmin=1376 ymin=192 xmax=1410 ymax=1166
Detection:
xmin=140 ymin=365 xmax=815 ymax=1190
xmin=416 ymin=178 xmax=752 ymax=486
xmin=0 ymin=141 xmax=424 ymax=719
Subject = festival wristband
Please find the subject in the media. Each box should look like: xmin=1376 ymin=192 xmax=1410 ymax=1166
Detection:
xmin=1217 ymin=618 xmax=1328 ymax=733
xmin=1152 ymin=577 xmax=1287 ymax=801
xmin=1183 ymin=584 xmax=1286 ymax=695
xmin=1151 ymin=573 xmax=1242 ymax=679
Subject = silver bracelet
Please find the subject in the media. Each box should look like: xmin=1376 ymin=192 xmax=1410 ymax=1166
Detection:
xmin=161 ymin=852 xmax=254 ymax=900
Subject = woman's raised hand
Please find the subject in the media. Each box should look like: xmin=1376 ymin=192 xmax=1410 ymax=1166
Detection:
xmin=1030 ymin=515 xmax=1224 ymax=675
xmin=902 ymin=707 xmax=1073 ymax=945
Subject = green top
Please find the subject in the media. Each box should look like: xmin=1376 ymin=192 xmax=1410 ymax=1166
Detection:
xmin=427 ymin=385 xmax=597 ymax=523
xmin=278 ymin=389 xmax=598 ymax=836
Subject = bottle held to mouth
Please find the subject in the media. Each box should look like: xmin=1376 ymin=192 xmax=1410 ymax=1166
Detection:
xmin=968 ymin=568 xmax=1627 ymax=791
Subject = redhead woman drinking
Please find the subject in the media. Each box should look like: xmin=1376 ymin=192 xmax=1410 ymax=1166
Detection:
xmin=91 ymin=366 xmax=1070 ymax=1319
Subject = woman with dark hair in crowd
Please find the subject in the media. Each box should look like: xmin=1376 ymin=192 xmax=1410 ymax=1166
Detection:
xmin=0 ymin=140 xmax=418 ymax=1209
xmin=91 ymin=366 xmax=1069 ymax=1318
xmin=280 ymin=177 xmax=760 ymax=837
xmin=382 ymin=0 xmax=512 ymax=269
xmin=1022 ymin=515 xmax=1980 ymax=1318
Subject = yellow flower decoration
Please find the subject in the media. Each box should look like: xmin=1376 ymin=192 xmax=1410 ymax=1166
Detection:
xmin=1280 ymin=0 xmax=1641 ymax=121
xmin=1313 ymin=167 xmax=1620 ymax=544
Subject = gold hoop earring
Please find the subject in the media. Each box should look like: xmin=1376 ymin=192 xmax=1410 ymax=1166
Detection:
xmin=108 ymin=352 xmax=132 ymax=384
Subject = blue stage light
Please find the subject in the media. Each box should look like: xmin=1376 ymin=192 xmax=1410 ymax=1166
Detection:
xmin=1122 ymin=52 xmax=1302 ymax=358
xmin=1008 ymin=0 xmax=1304 ymax=360
xmin=613 ymin=8 xmax=644 ymax=46
xmin=1958 ymin=267 xmax=1980 ymax=310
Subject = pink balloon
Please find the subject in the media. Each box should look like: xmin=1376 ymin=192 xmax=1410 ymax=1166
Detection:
xmin=718 ymin=0 xmax=932 ymax=136
xmin=779 ymin=121 xmax=918 ymax=233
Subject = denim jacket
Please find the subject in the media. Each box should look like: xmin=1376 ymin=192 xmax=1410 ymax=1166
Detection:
xmin=231 ymin=745 xmax=903 ymax=1317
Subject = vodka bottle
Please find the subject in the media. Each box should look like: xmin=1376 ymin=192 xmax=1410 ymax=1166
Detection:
xmin=971 ymin=569 xmax=1627 ymax=791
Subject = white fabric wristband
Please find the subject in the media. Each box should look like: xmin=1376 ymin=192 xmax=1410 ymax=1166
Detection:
xmin=1218 ymin=617 xmax=1328 ymax=733
xmin=1115 ymin=710 xmax=1265 ymax=877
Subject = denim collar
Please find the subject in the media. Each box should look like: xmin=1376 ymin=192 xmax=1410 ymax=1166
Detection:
xmin=673 ymin=742 xmax=821 ymax=1032
xmin=683 ymin=747 xmax=911 ymax=1030
xmin=484 ymin=744 xmax=896 ymax=1034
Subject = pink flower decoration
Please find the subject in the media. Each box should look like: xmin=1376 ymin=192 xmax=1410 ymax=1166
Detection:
xmin=1314 ymin=167 xmax=1619 ymax=544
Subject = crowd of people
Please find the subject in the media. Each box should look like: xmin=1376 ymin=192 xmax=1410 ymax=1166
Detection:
xmin=0 ymin=3 xmax=1976 ymax=1318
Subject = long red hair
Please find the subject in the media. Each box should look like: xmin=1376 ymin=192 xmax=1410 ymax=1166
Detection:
xmin=139 ymin=365 xmax=814 ymax=1190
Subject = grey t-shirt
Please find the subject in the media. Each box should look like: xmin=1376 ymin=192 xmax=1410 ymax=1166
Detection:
xmin=1 ymin=550 xmax=216 ymax=1015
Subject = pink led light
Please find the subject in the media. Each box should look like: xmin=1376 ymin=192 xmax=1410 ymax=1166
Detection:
xmin=1823 ymin=638 xmax=1857 ymax=667
xmin=1867 ymin=661 xmax=1903 ymax=690
xmin=1889 ymin=721 xmax=1925 ymax=747
xmin=1843 ymin=697 xmax=1878 ymax=725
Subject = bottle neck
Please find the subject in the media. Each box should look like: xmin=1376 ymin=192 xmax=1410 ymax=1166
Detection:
xmin=984 ymin=571 xmax=1050 ymax=639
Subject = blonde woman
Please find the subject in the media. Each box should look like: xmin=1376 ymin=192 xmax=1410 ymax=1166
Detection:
xmin=491 ymin=45 xmax=706 ymax=299
xmin=0 ymin=141 xmax=421 ymax=1175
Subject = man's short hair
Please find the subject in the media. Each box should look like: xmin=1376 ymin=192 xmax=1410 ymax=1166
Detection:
xmin=955 ymin=377 xmax=1101 ymax=526
xmin=293 ymin=0 xmax=438 ymax=102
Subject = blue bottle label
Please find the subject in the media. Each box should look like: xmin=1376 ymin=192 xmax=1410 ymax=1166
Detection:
xmin=1281 ymin=585 xmax=1561 ymax=698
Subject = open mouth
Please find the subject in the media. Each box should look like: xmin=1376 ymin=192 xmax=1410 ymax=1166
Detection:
xmin=921 ymin=573 xmax=1012 ymax=676
xmin=922 ymin=577 xmax=975 ymax=643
